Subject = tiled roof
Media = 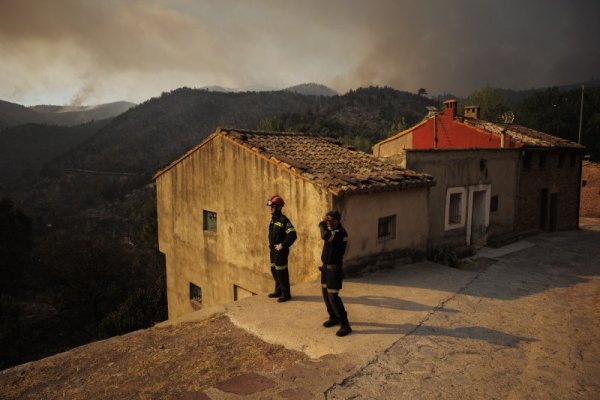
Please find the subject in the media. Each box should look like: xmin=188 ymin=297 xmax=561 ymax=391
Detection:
xmin=154 ymin=128 xmax=434 ymax=196
xmin=463 ymin=118 xmax=584 ymax=149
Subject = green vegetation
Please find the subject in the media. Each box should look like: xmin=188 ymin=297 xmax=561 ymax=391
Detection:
xmin=462 ymin=85 xmax=510 ymax=120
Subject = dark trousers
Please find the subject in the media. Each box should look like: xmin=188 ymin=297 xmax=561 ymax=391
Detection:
xmin=270 ymin=248 xmax=290 ymax=298
xmin=320 ymin=264 xmax=348 ymax=325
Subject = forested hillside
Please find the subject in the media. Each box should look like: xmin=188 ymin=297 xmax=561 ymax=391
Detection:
xmin=2 ymin=83 xmax=598 ymax=370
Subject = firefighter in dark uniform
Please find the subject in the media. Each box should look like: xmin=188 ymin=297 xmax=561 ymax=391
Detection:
xmin=319 ymin=210 xmax=352 ymax=336
xmin=266 ymin=195 xmax=297 ymax=303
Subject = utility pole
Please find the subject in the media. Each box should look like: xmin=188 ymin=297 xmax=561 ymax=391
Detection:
xmin=578 ymin=85 xmax=585 ymax=144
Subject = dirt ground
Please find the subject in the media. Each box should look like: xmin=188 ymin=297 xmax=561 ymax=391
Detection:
xmin=0 ymin=315 xmax=306 ymax=400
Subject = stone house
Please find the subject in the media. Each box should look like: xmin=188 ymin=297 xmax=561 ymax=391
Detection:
xmin=581 ymin=160 xmax=600 ymax=217
xmin=389 ymin=148 xmax=520 ymax=249
xmin=154 ymin=128 xmax=434 ymax=319
xmin=372 ymin=100 xmax=585 ymax=248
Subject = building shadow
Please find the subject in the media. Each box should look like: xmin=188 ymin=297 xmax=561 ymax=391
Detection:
xmin=351 ymin=321 xmax=537 ymax=346
xmin=351 ymin=228 xmax=600 ymax=302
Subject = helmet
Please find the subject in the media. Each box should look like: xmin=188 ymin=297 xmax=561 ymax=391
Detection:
xmin=326 ymin=210 xmax=341 ymax=221
xmin=266 ymin=195 xmax=285 ymax=208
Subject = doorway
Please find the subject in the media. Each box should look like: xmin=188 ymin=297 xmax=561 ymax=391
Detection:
xmin=549 ymin=192 xmax=558 ymax=232
xmin=540 ymin=188 xmax=548 ymax=230
xmin=466 ymin=184 xmax=491 ymax=246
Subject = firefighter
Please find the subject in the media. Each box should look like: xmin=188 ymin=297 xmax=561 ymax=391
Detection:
xmin=319 ymin=210 xmax=352 ymax=336
xmin=266 ymin=195 xmax=297 ymax=303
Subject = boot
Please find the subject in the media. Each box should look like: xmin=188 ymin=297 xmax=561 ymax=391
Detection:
xmin=321 ymin=287 xmax=339 ymax=327
xmin=268 ymin=266 xmax=282 ymax=298
xmin=323 ymin=318 xmax=340 ymax=328
xmin=336 ymin=320 xmax=352 ymax=337
xmin=328 ymin=292 xmax=351 ymax=336
xmin=276 ymin=268 xmax=291 ymax=302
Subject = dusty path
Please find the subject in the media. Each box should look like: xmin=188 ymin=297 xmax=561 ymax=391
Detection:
xmin=327 ymin=227 xmax=600 ymax=399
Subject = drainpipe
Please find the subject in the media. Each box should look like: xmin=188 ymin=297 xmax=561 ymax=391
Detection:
xmin=500 ymin=129 xmax=506 ymax=148
xmin=434 ymin=113 xmax=438 ymax=149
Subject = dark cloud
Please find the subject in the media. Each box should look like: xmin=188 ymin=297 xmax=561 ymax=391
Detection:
xmin=0 ymin=0 xmax=598 ymax=104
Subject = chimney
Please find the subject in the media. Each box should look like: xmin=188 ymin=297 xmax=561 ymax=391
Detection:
xmin=464 ymin=105 xmax=480 ymax=119
xmin=443 ymin=99 xmax=457 ymax=120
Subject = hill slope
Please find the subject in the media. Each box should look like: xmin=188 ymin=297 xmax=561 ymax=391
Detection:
xmin=0 ymin=120 xmax=110 ymax=189
xmin=0 ymin=100 xmax=135 ymax=131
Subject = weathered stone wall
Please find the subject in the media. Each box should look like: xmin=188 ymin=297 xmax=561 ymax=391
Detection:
xmin=515 ymin=150 xmax=581 ymax=233
xmin=581 ymin=162 xmax=600 ymax=217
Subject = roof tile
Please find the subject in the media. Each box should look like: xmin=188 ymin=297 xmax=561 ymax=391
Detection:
xmin=222 ymin=128 xmax=434 ymax=195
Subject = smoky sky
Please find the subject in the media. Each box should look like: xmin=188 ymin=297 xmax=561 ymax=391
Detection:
xmin=0 ymin=0 xmax=598 ymax=105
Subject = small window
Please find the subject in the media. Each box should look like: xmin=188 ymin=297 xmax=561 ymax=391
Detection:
xmin=582 ymin=180 xmax=587 ymax=187
xmin=539 ymin=153 xmax=546 ymax=169
xmin=490 ymin=195 xmax=499 ymax=212
xmin=558 ymin=154 xmax=565 ymax=168
xmin=190 ymin=282 xmax=202 ymax=309
xmin=445 ymin=187 xmax=467 ymax=230
xmin=203 ymin=210 xmax=217 ymax=231
xmin=449 ymin=193 xmax=462 ymax=224
xmin=523 ymin=152 xmax=532 ymax=170
xmin=378 ymin=215 xmax=396 ymax=242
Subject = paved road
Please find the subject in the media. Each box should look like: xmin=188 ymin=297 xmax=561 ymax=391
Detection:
xmin=327 ymin=225 xmax=600 ymax=399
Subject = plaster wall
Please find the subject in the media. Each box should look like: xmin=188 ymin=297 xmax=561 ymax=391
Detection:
xmin=373 ymin=132 xmax=413 ymax=157
xmin=338 ymin=188 xmax=429 ymax=260
xmin=404 ymin=149 xmax=519 ymax=248
xmin=411 ymin=116 xmax=520 ymax=149
xmin=156 ymin=135 xmax=332 ymax=319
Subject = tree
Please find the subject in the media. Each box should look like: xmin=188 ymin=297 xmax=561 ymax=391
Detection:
xmin=0 ymin=197 xmax=32 ymax=295
xmin=465 ymin=85 xmax=510 ymax=121
xmin=257 ymin=116 xmax=285 ymax=132
xmin=417 ymin=88 xmax=428 ymax=96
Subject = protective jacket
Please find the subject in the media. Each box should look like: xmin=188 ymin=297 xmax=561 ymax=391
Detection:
xmin=269 ymin=211 xmax=297 ymax=266
xmin=319 ymin=221 xmax=348 ymax=265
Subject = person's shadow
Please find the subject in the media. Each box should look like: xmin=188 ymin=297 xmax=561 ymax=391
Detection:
xmin=351 ymin=321 xmax=537 ymax=346
xmin=291 ymin=295 xmax=459 ymax=313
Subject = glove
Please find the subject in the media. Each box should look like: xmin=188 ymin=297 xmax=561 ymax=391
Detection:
xmin=274 ymin=244 xmax=283 ymax=251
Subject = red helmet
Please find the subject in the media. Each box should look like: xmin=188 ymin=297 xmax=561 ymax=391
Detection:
xmin=266 ymin=195 xmax=285 ymax=208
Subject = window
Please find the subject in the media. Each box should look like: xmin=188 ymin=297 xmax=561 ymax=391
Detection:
xmin=490 ymin=195 xmax=499 ymax=212
xmin=445 ymin=187 xmax=467 ymax=230
xmin=378 ymin=215 xmax=396 ymax=242
xmin=203 ymin=210 xmax=217 ymax=231
xmin=449 ymin=193 xmax=462 ymax=224
xmin=582 ymin=180 xmax=587 ymax=187
xmin=558 ymin=154 xmax=565 ymax=168
xmin=189 ymin=282 xmax=202 ymax=309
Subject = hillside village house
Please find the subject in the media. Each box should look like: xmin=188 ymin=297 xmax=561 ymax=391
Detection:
xmin=373 ymin=100 xmax=585 ymax=248
xmin=581 ymin=160 xmax=600 ymax=218
xmin=154 ymin=128 xmax=434 ymax=319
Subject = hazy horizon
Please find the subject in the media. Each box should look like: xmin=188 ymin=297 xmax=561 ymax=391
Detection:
xmin=1 ymin=0 xmax=599 ymax=106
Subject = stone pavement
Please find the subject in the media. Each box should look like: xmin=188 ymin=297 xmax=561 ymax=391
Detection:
xmin=178 ymin=221 xmax=600 ymax=399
